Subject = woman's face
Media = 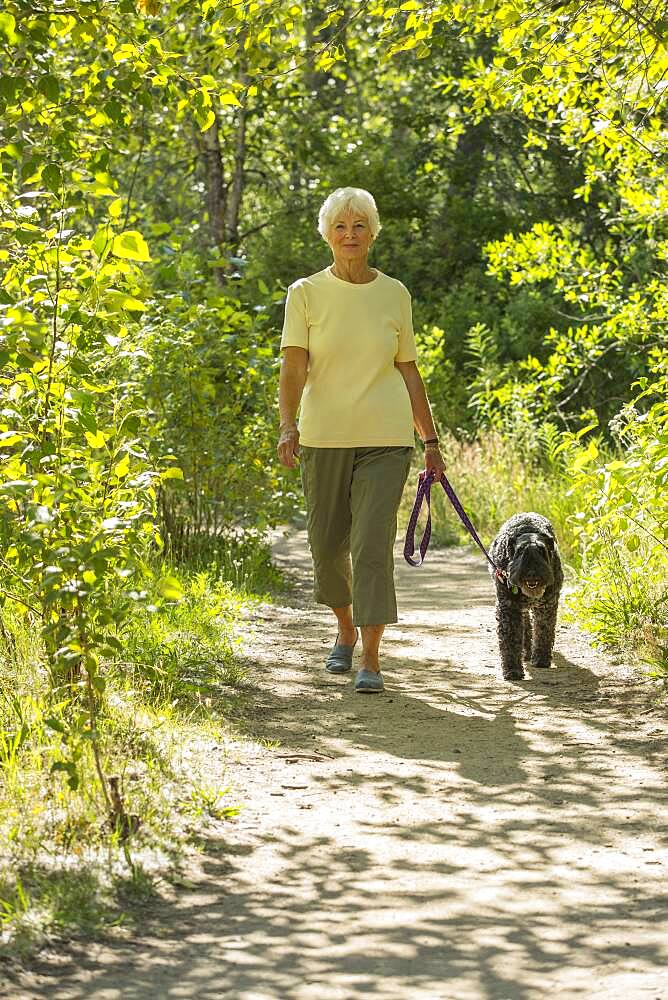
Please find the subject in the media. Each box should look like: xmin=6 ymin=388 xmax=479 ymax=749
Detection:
xmin=327 ymin=210 xmax=374 ymax=261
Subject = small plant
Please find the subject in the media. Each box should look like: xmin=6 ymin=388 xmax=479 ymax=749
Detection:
xmin=0 ymin=877 xmax=32 ymax=929
xmin=187 ymin=783 xmax=240 ymax=821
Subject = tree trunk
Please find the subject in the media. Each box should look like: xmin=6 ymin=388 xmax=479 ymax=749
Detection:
xmin=224 ymin=96 xmax=248 ymax=253
xmin=198 ymin=68 xmax=249 ymax=275
xmin=199 ymin=113 xmax=227 ymax=287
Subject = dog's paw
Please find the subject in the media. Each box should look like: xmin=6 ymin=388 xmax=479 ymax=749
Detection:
xmin=530 ymin=657 xmax=552 ymax=669
xmin=502 ymin=667 xmax=525 ymax=682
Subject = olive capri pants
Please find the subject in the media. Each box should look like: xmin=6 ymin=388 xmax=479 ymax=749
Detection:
xmin=300 ymin=446 xmax=413 ymax=626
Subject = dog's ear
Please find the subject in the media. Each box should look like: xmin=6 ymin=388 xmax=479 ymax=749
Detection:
xmin=506 ymin=536 xmax=516 ymax=559
xmin=540 ymin=532 xmax=556 ymax=558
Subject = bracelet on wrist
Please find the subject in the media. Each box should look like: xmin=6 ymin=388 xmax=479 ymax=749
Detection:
xmin=423 ymin=438 xmax=439 ymax=448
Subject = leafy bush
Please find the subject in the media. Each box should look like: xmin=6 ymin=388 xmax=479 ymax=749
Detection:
xmin=0 ymin=173 xmax=173 ymax=793
xmin=563 ymin=356 xmax=668 ymax=674
xmin=135 ymin=284 xmax=296 ymax=560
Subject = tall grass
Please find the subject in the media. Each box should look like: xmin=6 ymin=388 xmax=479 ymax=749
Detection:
xmin=568 ymin=531 xmax=668 ymax=671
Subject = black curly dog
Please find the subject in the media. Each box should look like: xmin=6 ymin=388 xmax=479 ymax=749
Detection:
xmin=489 ymin=513 xmax=564 ymax=681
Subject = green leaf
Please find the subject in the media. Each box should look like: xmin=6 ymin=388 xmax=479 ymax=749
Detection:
xmin=37 ymin=74 xmax=60 ymax=102
xmin=113 ymin=453 xmax=130 ymax=478
xmin=0 ymin=76 xmax=20 ymax=101
xmin=0 ymin=13 xmax=18 ymax=44
xmin=522 ymin=66 xmax=541 ymax=84
xmin=111 ymin=230 xmax=151 ymax=262
xmin=105 ymin=291 xmax=147 ymax=312
xmin=199 ymin=109 xmax=216 ymax=132
xmin=572 ymin=441 xmax=599 ymax=472
xmin=104 ymin=635 xmax=124 ymax=652
xmin=42 ymin=163 xmax=62 ymax=194
xmin=157 ymin=575 xmax=184 ymax=600
xmin=51 ymin=761 xmax=79 ymax=791
xmin=45 ymin=717 xmax=66 ymax=734
xmin=85 ymin=430 xmax=107 ymax=449
xmin=655 ymin=17 xmax=668 ymax=38
xmin=576 ymin=421 xmax=599 ymax=439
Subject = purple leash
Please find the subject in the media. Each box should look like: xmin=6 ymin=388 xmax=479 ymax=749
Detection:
xmin=404 ymin=470 xmax=505 ymax=582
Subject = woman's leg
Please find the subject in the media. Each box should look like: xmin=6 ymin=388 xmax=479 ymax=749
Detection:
xmin=300 ymin=447 xmax=357 ymax=643
xmin=360 ymin=624 xmax=384 ymax=673
xmin=332 ymin=604 xmax=357 ymax=646
xmin=350 ymin=446 xmax=413 ymax=671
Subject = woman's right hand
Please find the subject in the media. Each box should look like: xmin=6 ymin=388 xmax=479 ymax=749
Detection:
xmin=277 ymin=424 xmax=300 ymax=468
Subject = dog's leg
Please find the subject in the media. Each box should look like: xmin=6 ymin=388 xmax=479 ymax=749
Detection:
xmin=531 ymin=601 xmax=558 ymax=668
xmin=522 ymin=610 xmax=533 ymax=663
xmin=496 ymin=592 xmax=524 ymax=680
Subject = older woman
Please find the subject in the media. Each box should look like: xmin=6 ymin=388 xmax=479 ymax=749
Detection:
xmin=277 ymin=187 xmax=445 ymax=693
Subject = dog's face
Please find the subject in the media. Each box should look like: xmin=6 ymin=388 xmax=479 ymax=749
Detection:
xmin=506 ymin=531 xmax=556 ymax=599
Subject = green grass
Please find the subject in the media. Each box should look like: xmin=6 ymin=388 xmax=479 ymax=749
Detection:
xmin=162 ymin=529 xmax=284 ymax=595
xmin=116 ymin=569 xmax=247 ymax=710
xmin=564 ymin=533 xmax=668 ymax=680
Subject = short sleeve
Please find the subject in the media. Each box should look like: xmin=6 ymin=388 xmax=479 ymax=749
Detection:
xmin=395 ymin=284 xmax=418 ymax=362
xmin=280 ymin=282 xmax=309 ymax=351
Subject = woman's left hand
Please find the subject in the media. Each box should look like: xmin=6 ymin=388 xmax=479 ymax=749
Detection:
xmin=424 ymin=445 xmax=446 ymax=481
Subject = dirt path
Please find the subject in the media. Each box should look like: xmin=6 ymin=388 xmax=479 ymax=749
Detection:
xmin=10 ymin=530 xmax=668 ymax=999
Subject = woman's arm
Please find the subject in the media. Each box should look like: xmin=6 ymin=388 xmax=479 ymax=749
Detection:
xmin=395 ymin=361 xmax=437 ymax=441
xmin=395 ymin=360 xmax=446 ymax=476
xmin=277 ymin=346 xmax=308 ymax=468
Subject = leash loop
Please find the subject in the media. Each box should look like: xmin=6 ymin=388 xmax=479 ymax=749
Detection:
xmin=404 ymin=470 xmax=503 ymax=577
xmin=403 ymin=470 xmax=434 ymax=567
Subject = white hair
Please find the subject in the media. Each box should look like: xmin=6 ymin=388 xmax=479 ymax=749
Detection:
xmin=317 ymin=187 xmax=382 ymax=242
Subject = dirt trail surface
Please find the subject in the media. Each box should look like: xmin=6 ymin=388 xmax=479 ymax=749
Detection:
xmin=8 ymin=530 xmax=668 ymax=1000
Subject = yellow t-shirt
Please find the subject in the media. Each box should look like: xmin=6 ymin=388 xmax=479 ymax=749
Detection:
xmin=280 ymin=267 xmax=418 ymax=447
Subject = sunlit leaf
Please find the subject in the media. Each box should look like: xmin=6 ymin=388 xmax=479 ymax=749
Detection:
xmin=112 ymin=230 xmax=151 ymax=262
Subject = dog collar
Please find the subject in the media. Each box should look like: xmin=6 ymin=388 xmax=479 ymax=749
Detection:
xmin=496 ymin=569 xmax=519 ymax=595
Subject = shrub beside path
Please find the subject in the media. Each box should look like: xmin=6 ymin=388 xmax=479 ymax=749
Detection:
xmin=8 ymin=530 xmax=668 ymax=999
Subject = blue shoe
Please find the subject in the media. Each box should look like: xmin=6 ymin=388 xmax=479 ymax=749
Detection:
xmin=325 ymin=632 xmax=358 ymax=674
xmin=354 ymin=668 xmax=384 ymax=693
